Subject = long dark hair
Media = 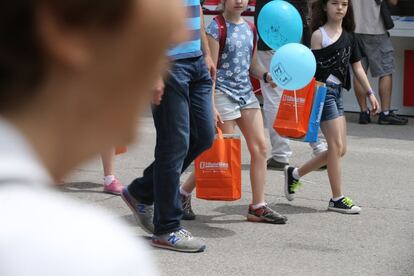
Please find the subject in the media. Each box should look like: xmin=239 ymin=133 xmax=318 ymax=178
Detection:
xmin=310 ymin=0 xmax=355 ymax=33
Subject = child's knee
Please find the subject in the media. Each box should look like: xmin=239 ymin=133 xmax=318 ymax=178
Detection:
xmin=340 ymin=145 xmax=347 ymax=157
xmin=251 ymin=140 xmax=267 ymax=158
xmin=329 ymin=140 xmax=345 ymax=157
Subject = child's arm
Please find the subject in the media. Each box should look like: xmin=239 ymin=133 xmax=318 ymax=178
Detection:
xmin=249 ymin=49 xmax=275 ymax=87
xmin=201 ymin=8 xmax=216 ymax=81
xmin=207 ymin=34 xmax=223 ymax=124
xmin=352 ymin=61 xmax=380 ymax=114
xmin=310 ymin=30 xmax=323 ymax=50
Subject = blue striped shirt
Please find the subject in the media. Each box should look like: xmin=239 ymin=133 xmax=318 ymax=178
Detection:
xmin=168 ymin=0 xmax=202 ymax=60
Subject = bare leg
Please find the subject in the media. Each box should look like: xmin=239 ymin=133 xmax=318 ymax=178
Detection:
xmin=353 ymin=76 xmax=369 ymax=112
xmin=180 ymin=120 xmax=237 ymax=194
xmin=236 ymin=109 xmax=267 ymax=205
xmin=298 ymin=116 xmax=347 ymax=198
xmin=379 ymin=74 xmax=392 ymax=111
xmin=101 ymin=148 xmax=116 ymax=176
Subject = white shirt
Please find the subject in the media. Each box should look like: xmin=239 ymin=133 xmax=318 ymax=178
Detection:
xmin=0 ymin=118 xmax=158 ymax=276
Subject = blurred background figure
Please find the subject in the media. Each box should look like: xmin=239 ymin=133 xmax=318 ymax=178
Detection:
xmin=352 ymin=0 xmax=408 ymax=125
xmin=0 ymin=0 xmax=186 ymax=275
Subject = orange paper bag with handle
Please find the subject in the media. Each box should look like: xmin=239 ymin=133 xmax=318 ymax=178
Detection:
xmin=195 ymin=128 xmax=241 ymax=201
xmin=273 ymin=78 xmax=316 ymax=139
xmin=115 ymin=146 xmax=127 ymax=155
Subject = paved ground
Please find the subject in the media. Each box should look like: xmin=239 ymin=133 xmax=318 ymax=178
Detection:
xmin=63 ymin=112 xmax=414 ymax=276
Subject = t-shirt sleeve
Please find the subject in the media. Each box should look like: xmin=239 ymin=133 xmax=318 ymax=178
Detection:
xmin=206 ymin=20 xmax=220 ymax=41
xmin=350 ymin=33 xmax=363 ymax=64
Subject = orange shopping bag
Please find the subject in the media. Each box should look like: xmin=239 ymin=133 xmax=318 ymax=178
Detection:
xmin=195 ymin=128 xmax=241 ymax=201
xmin=273 ymin=79 xmax=316 ymax=139
xmin=115 ymin=146 xmax=127 ymax=155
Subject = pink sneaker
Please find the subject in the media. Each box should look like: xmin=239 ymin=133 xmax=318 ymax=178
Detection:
xmin=103 ymin=179 xmax=124 ymax=195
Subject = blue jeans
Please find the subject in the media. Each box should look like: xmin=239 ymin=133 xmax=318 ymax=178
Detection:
xmin=320 ymin=83 xmax=344 ymax=122
xmin=128 ymin=56 xmax=215 ymax=235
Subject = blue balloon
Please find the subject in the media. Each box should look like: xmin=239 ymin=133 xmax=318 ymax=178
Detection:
xmin=257 ymin=0 xmax=303 ymax=50
xmin=270 ymin=43 xmax=316 ymax=90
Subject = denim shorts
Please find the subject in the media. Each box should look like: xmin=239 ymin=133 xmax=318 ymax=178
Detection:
xmin=214 ymin=91 xmax=260 ymax=121
xmin=320 ymin=83 xmax=344 ymax=122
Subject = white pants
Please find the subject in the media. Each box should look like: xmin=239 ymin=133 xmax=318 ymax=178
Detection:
xmin=257 ymin=50 xmax=327 ymax=163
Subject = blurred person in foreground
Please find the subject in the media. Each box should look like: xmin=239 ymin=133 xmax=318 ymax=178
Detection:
xmin=0 ymin=0 xmax=186 ymax=275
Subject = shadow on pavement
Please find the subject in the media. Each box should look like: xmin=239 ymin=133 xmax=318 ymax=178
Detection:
xmin=270 ymin=203 xmax=326 ymax=215
xmin=57 ymin=181 xmax=104 ymax=194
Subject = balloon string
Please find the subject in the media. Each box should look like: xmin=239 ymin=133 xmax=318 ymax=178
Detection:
xmin=294 ymin=90 xmax=298 ymax=123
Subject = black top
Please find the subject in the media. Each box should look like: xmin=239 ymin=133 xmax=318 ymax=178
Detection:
xmin=312 ymin=31 xmax=362 ymax=90
xmin=254 ymin=0 xmax=310 ymax=51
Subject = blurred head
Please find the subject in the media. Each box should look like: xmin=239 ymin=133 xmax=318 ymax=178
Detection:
xmin=219 ymin=0 xmax=250 ymax=14
xmin=311 ymin=0 xmax=355 ymax=32
xmin=0 ymin=0 xmax=186 ymax=176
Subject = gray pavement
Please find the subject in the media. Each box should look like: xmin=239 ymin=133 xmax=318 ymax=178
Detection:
xmin=63 ymin=112 xmax=414 ymax=276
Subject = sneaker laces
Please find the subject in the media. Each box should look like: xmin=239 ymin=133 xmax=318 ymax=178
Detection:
xmin=182 ymin=195 xmax=192 ymax=209
xmin=176 ymin=228 xmax=193 ymax=240
xmin=291 ymin=179 xmax=303 ymax=192
xmin=262 ymin=205 xmax=279 ymax=216
xmin=341 ymin=197 xmax=354 ymax=207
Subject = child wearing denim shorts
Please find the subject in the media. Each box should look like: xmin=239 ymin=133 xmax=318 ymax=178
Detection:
xmin=284 ymin=0 xmax=380 ymax=214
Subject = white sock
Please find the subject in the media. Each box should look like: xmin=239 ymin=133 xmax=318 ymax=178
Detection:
xmin=292 ymin=168 xmax=301 ymax=180
xmin=251 ymin=202 xmax=267 ymax=210
xmin=383 ymin=110 xmax=389 ymax=115
xmin=104 ymin=175 xmax=115 ymax=186
xmin=180 ymin=186 xmax=191 ymax=197
xmin=332 ymin=196 xmax=344 ymax=202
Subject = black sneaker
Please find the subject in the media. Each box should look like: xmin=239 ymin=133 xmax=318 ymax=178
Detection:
xmin=247 ymin=204 xmax=287 ymax=224
xmin=378 ymin=111 xmax=408 ymax=125
xmin=328 ymin=196 xmax=361 ymax=214
xmin=390 ymin=110 xmax=408 ymax=124
xmin=284 ymin=166 xmax=302 ymax=201
xmin=181 ymin=194 xmax=196 ymax=220
xmin=267 ymin=158 xmax=288 ymax=171
xmin=358 ymin=111 xmax=371 ymax=124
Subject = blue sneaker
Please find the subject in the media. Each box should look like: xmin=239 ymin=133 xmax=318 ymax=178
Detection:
xmin=152 ymin=228 xmax=206 ymax=253
xmin=121 ymin=187 xmax=154 ymax=233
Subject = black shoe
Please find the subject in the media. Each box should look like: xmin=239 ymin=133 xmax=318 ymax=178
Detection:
xmin=328 ymin=197 xmax=361 ymax=214
xmin=283 ymin=166 xmax=302 ymax=201
xmin=267 ymin=158 xmax=288 ymax=171
xmin=390 ymin=110 xmax=408 ymax=124
xmin=358 ymin=111 xmax=371 ymax=124
xmin=378 ymin=111 xmax=408 ymax=125
xmin=181 ymin=194 xmax=196 ymax=220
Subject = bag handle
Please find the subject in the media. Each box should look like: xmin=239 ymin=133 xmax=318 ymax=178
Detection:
xmin=216 ymin=127 xmax=224 ymax=139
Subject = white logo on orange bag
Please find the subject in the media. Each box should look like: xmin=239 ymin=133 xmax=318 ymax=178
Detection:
xmin=281 ymin=95 xmax=305 ymax=105
xmin=200 ymin=162 xmax=229 ymax=170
